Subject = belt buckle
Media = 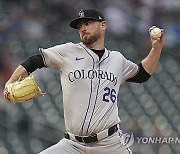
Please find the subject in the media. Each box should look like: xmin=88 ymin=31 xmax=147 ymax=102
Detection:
xmin=82 ymin=137 xmax=86 ymax=143
xmin=82 ymin=135 xmax=90 ymax=143
xmin=82 ymin=134 xmax=97 ymax=143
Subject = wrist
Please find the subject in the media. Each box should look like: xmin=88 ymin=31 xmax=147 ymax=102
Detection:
xmin=5 ymin=80 xmax=13 ymax=88
xmin=151 ymin=47 xmax=162 ymax=53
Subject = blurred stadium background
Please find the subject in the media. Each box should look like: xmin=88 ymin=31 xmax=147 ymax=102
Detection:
xmin=0 ymin=0 xmax=180 ymax=154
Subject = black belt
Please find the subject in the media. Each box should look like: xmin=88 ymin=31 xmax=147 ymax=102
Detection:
xmin=64 ymin=124 xmax=118 ymax=143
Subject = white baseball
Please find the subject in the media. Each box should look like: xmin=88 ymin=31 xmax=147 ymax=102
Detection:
xmin=150 ymin=27 xmax=162 ymax=39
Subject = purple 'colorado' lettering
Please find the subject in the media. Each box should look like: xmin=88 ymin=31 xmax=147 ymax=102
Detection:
xmin=98 ymin=70 xmax=105 ymax=79
xmin=68 ymin=69 xmax=117 ymax=86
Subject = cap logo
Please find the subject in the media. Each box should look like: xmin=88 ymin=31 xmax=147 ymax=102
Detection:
xmin=79 ymin=10 xmax=85 ymax=18
xmin=99 ymin=16 xmax=102 ymax=20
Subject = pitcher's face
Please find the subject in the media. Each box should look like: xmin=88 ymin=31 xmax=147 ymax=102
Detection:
xmin=78 ymin=20 xmax=103 ymax=46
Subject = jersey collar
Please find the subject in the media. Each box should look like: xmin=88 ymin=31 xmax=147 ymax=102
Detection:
xmin=79 ymin=42 xmax=110 ymax=64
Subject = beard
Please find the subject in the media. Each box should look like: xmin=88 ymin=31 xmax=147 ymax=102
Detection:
xmin=80 ymin=30 xmax=101 ymax=46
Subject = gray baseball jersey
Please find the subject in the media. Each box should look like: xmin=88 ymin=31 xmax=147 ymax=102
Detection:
xmin=40 ymin=42 xmax=139 ymax=136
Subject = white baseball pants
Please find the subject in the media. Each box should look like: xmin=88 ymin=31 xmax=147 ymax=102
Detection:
xmin=39 ymin=130 xmax=132 ymax=154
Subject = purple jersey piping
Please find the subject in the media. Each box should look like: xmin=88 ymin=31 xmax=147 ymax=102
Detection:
xmin=79 ymin=44 xmax=95 ymax=135
xmin=39 ymin=48 xmax=48 ymax=67
xmin=86 ymin=50 xmax=110 ymax=134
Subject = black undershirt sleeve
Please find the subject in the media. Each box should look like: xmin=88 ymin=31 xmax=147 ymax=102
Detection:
xmin=21 ymin=54 xmax=46 ymax=75
xmin=21 ymin=53 xmax=150 ymax=83
xmin=127 ymin=63 xmax=151 ymax=83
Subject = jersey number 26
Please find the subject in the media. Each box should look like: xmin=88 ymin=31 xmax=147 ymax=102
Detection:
xmin=103 ymin=87 xmax=116 ymax=103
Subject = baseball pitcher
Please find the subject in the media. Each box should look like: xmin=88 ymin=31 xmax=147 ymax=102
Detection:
xmin=3 ymin=9 xmax=164 ymax=154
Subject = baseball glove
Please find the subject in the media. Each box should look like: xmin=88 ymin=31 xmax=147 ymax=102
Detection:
xmin=7 ymin=75 xmax=43 ymax=103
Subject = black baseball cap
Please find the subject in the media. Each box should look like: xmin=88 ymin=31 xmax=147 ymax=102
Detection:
xmin=70 ymin=9 xmax=105 ymax=29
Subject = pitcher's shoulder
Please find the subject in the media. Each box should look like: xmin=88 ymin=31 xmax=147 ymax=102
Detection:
xmin=64 ymin=42 xmax=84 ymax=49
xmin=110 ymin=50 xmax=124 ymax=58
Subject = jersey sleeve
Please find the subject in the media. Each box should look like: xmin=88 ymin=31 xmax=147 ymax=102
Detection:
xmin=121 ymin=55 xmax=139 ymax=85
xmin=39 ymin=44 xmax=67 ymax=69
